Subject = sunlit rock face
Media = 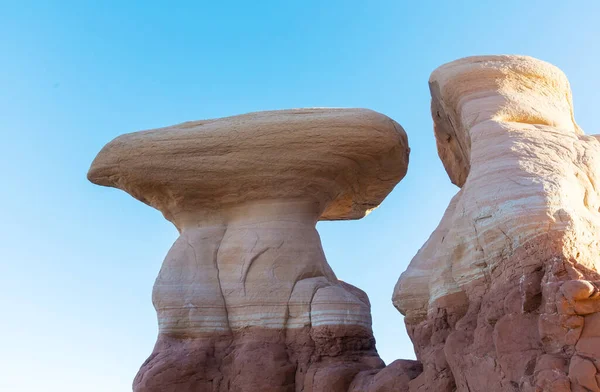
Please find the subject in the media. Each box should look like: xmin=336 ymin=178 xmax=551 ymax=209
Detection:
xmin=89 ymin=108 xmax=415 ymax=392
xmin=394 ymin=55 xmax=600 ymax=391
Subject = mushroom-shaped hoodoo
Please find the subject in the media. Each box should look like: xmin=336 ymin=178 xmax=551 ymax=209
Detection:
xmin=89 ymin=108 xmax=409 ymax=392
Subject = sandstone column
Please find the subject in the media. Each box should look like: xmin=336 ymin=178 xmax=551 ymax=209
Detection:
xmin=89 ymin=108 xmax=411 ymax=392
xmin=394 ymin=56 xmax=600 ymax=391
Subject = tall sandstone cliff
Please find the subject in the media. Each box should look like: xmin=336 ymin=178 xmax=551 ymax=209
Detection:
xmin=394 ymin=55 xmax=600 ymax=391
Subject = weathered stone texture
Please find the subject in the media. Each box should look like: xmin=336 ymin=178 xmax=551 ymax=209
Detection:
xmin=394 ymin=55 xmax=600 ymax=391
xmin=89 ymin=108 xmax=413 ymax=391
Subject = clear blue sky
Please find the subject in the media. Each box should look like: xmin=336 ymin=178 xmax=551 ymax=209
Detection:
xmin=1 ymin=1 xmax=599 ymax=391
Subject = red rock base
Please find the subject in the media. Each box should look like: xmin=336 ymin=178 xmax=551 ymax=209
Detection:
xmin=134 ymin=325 xmax=422 ymax=392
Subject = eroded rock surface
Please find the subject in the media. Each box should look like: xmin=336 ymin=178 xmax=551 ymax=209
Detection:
xmin=393 ymin=55 xmax=600 ymax=391
xmin=89 ymin=108 xmax=413 ymax=391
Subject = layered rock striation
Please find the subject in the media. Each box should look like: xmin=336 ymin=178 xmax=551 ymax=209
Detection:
xmin=394 ymin=55 xmax=600 ymax=391
xmin=89 ymin=108 xmax=414 ymax=392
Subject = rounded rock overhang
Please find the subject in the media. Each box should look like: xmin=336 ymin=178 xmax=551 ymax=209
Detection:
xmin=88 ymin=108 xmax=409 ymax=223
